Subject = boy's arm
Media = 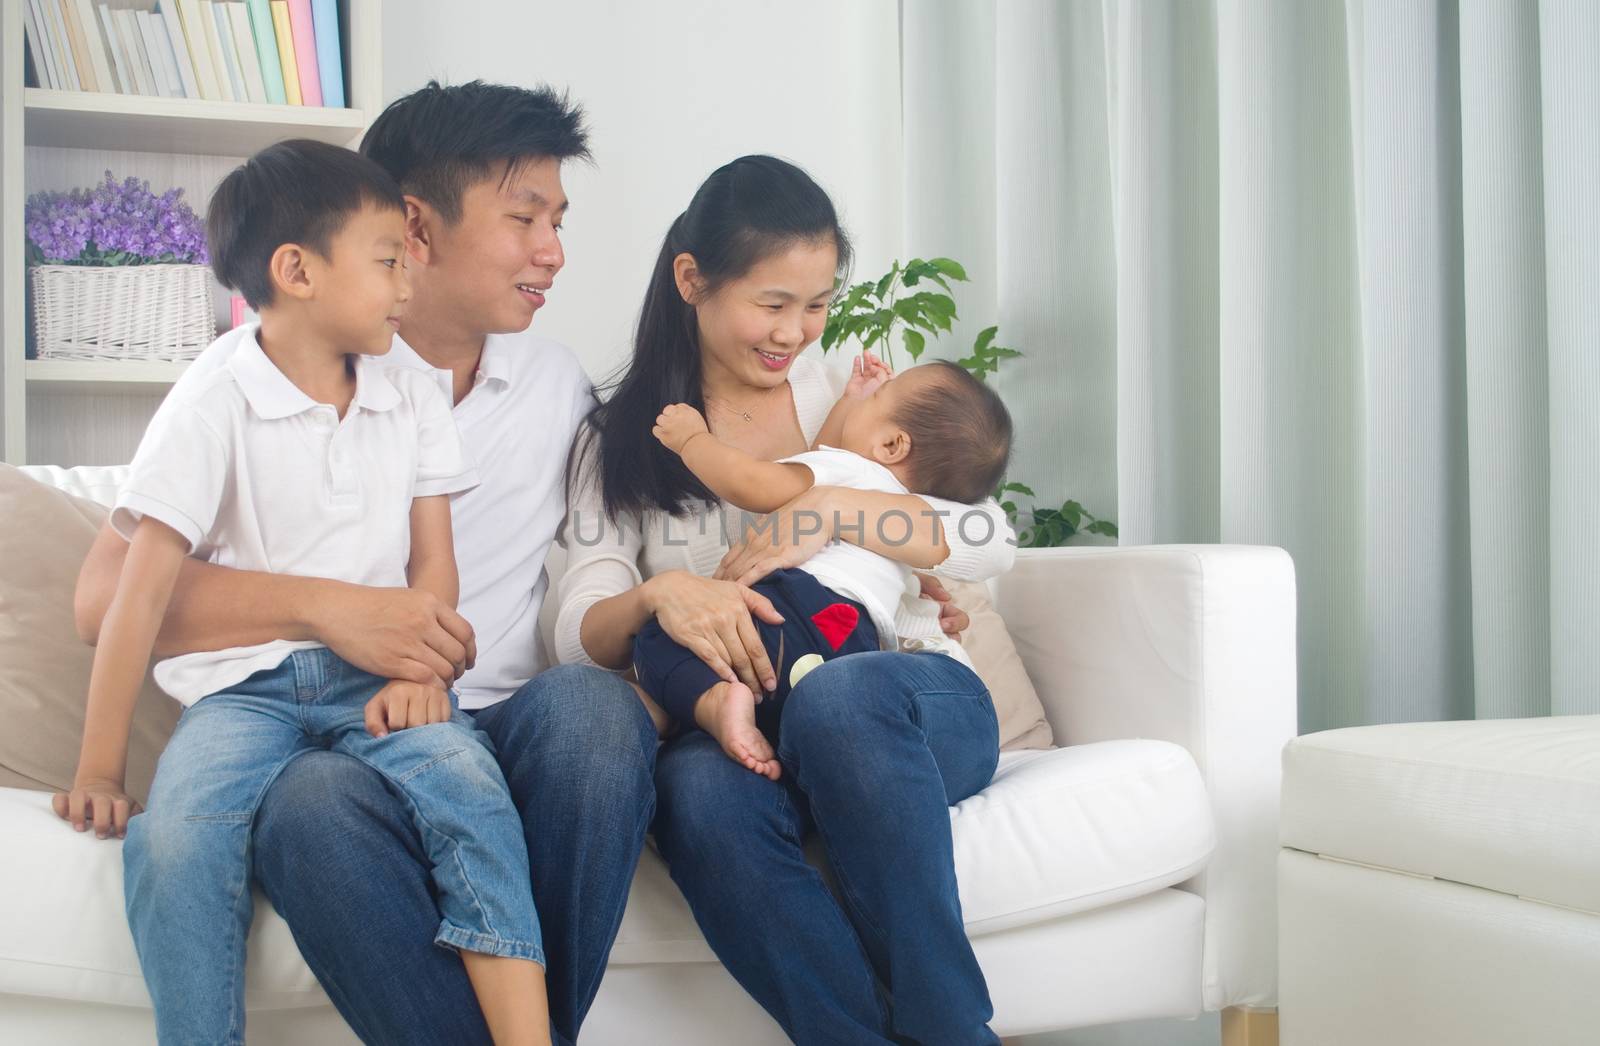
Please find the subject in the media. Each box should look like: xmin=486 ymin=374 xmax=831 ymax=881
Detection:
xmin=406 ymin=494 xmax=459 ymax=609
xmin=362 ymin=494 xmax=462 ymax=738
xmin=53 ymin=517 xmax=188 ymax=838
xmin=654 ymin=404 xmax=814 ymax=513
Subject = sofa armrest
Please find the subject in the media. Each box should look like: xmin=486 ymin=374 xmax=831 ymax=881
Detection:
xmin=993 ymin=545 xmax=1297 ymax=1011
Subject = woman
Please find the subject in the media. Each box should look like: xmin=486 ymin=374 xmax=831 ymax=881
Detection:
xmin=556 ymin=155 xmax=1011 ymax=1044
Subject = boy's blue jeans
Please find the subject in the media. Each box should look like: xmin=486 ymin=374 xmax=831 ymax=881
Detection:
xmin=123 ymin=648 xmax=540 ymax=1046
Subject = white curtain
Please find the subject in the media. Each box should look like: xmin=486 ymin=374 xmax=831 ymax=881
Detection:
xmin=901 ymin=0 xmax=1598 ymax=731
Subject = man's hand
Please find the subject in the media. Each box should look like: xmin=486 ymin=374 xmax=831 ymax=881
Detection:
xmin=653 ymin=403 xmax=711 ymax=455
xmin=844 ymin=351 xmax=893 ymax=399
xmin=314 ymin=584 xmax=476 ymax=687
xmin=364 ymin=679 xmax=454 ymax=738
xmin=916 ymin=572 xmax=970 ymax=639
xmin=52 ymin=776 xmax=141 ymax=839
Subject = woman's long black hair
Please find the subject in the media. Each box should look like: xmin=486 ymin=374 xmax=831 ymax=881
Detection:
xmin=569 ymin=155 xmax=852 ymax=522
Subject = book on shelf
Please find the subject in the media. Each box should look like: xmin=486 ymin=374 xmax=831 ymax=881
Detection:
xmin=45 ymin=0 xmax=83 ymax=91
xmin=198 ymin=1 xmax=235 ymax=102
xmin=268 ymin=1 xmax=302 ymax=105
xmin=136 ymin=10 xmax=174 ymax=97
xmin=227 ymin=3 xmax=270 ymax=104
xmin=209 ymin=1 xmax=248 ymax=102
xmin=113 ymin=7 xmax=154 ymax=96
xmin=72 ymin=0 xmax=118 ymax=93
xmin=23 ymin=1 xmax=58 ymax=91
xmin=59 ymin=0 xmax=99 ymax=92
xmin=21 ymin=0 xmax=348 ymax=108
xmin=244 ymin=0 xmax=287 ymax=104
xmin=285 ymin=0 xmax=321 ymax=107
xmin=311 ymin=0 xmax=343 ymax=108
xmin=158 ymin=0 xmax=203 ymax=99
xmin=96 ymin=2 xmax=132 ymax=95
xmin=175 ymin=0 xmax=221 ymax=101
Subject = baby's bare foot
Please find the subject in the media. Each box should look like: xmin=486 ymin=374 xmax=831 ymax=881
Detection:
xmin=695 ymin=682 xmax=781 ymax=780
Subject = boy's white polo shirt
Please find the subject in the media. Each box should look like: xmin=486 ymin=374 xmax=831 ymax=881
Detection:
xmin=114 ymin=328 xmax=478 ymax=706
xmin=159 ymin=322 xmax=594 ymax=709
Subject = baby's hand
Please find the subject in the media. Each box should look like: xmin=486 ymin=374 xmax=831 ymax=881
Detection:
xmin=653 ymin=403 xmax=711 ymax=454
xmin=845 ymin=351 xmax=894 ymax=398
xmin=364 ymin=679 xmax=453 ymax=737
xmin=52 ymin=776 xmax=141 ymax=839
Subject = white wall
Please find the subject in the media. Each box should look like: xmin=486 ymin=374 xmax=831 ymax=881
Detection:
xmin=381 ymin=0 xmax=904 ymax=382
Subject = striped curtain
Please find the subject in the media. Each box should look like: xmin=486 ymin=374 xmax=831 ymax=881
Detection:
xmin=900 ymin=0 xmax=1599 ymax=730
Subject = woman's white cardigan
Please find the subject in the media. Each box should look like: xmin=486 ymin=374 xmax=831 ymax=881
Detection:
xmin=553 ymin=355 xmax=1016 ymax=669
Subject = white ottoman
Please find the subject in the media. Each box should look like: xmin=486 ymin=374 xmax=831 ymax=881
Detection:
xmin=1277 ymin=715 xmax=1600 ymax=1046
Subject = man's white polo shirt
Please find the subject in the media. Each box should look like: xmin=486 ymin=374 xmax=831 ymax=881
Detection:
xmin=150 ymin=322 xmax=594 ymax=709
xmin=114 ymin=328 xmax=477 ymax=706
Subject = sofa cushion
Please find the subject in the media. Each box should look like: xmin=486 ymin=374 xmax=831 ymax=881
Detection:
xmin=943 ymin=579 xmax=1054 ymax=751
xmin=0 ymin=466 xmax=178 ymax=805
xmin=1281 ymin=715 xmax=1600 ymax=915
xmin=0 ymin=738 xmax=1212 ymax=1005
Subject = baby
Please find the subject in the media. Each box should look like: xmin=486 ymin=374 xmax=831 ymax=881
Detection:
xmin=642 ymin=354 xmax=1013 ymax=778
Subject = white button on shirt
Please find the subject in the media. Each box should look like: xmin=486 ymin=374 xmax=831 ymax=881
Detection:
xmin=114 ymin=328 xmax=478 ymax=706
xmin=143 ymin=322 xmax=595 ymax=710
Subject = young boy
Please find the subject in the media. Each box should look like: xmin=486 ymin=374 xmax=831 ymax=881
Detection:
xmin=52 ymin=140 xmax=550 ymax=1046
xmin=644 ymin=354 xmax=1013 ymax=779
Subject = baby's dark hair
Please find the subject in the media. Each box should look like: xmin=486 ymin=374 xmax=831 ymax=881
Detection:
xmin=207 ymin=139 xmax=405 ymax=309
xmin=893 ymin=361 xmax=1014 ymax=505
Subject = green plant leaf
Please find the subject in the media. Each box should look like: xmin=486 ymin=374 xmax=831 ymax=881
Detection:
xmin=903 ymin=329 xmax=926 ymax=360
xmin=929 ymin=257 xmax=969 ymax=281
xmin=874 ymin=262 xmax=900 ymax=300
xmin=974 ymin=326 xmax=998 ymax=354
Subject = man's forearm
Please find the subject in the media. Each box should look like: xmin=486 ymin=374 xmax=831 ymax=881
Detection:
xmin=76 ymin=522 xmax=326 ymax=656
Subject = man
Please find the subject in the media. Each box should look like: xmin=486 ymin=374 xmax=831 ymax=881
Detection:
xmin=76 ymin=81 xmax=656 ymax=1045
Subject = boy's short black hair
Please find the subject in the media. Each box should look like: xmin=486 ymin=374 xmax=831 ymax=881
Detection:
xmin=208 ymin=138 xmax=405 ymax=309
xmin=894 ymin=361 xmax=1015 ymax=505
xmin=359 ymin=80 xmax=590 ymax=224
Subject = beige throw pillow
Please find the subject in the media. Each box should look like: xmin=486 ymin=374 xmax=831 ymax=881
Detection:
xmin=0 ymin=465 xmax=178 ymax=804
xmin=942 ymin=579 xmax=1054 ymax=751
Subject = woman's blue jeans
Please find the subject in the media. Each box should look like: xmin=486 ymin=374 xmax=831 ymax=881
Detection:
xmin=124 ymin=649 xmax=541 ymax=1046
xmin=653 ymin=650 xmax=1002 ymax=1045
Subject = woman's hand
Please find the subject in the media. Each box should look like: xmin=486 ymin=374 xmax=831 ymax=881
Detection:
xmin=916 ymin=572 xmax=970 ymax=638
xmin=53 ymin=776 xmax=141 ymax=839
xmin=645 ymin=571 xmax=783 ymax=693
xmin=715 ymin=487 xmax=839 ymax=587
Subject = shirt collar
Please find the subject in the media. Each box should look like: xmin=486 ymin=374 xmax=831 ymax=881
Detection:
xmin=227 ymin=325 xmax=402 ymax=419
xmin=227 ymin=326 xmax=316 ymax=420
xmin=390 ymin=331 xmax=516 ymax=389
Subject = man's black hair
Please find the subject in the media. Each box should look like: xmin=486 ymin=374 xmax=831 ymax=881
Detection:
xmin=360 ymin=80 xmax=590 ymax=223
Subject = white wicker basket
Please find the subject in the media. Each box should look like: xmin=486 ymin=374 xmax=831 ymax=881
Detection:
xmin=30 ymin=264 xmax=215 ymax=362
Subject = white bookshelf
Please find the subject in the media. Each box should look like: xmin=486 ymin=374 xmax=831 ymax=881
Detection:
xmin=1 ymin=1 xmax=382 ymax=466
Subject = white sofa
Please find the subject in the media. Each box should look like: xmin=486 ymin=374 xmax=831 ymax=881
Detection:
xmin=1279 ymin=715 xmax=1600 ymax=1046
xmin=1 ymin=464 xmax=1297 ymax=1044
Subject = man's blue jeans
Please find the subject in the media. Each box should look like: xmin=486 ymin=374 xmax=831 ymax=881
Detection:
xmin=249 ymin=663 xmax=657 ymax=1045
xmin=653 ymin=651 xmax=1002 ymax=1045
xmin=124 ymin=649 xmax=540 ymax=1046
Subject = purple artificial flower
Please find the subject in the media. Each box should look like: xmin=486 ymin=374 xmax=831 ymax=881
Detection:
xmin=24 ymin=171 xmax=208 ymax=266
